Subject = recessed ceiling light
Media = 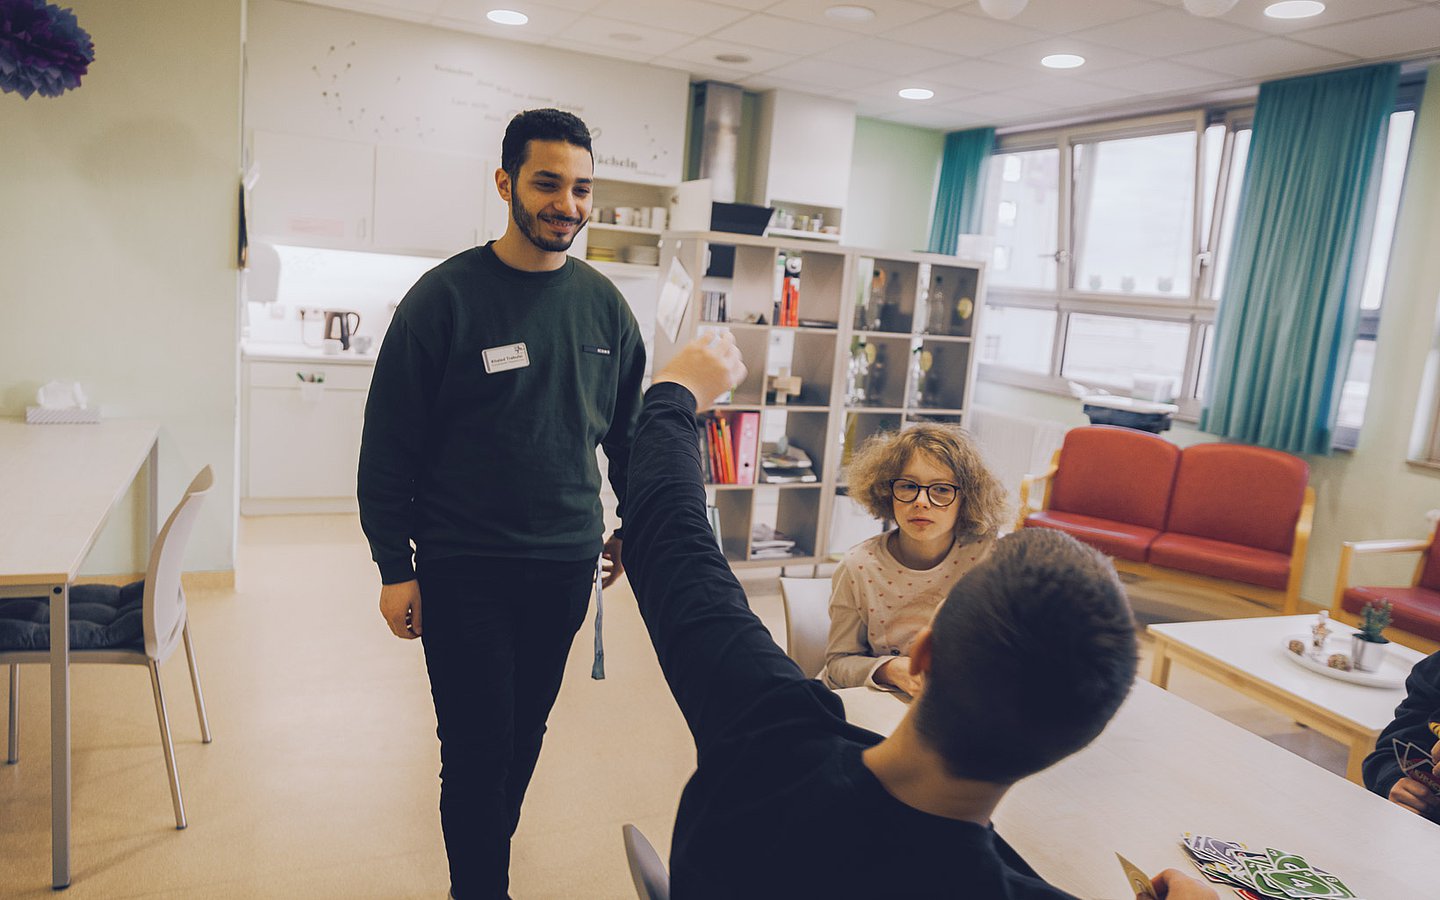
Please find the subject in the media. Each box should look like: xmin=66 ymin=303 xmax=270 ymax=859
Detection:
xmin=715 ymin=52 xmax=751 ymax=64
xmin=898 ymin=87 xmax=934 ymax=100
xmin=1264 ymin=1 xmax=1325 ymax=18
xmin=609 ymin=32 xmax=643 ymax=43
xmin=1041 ymin=53 xmax=1085 ymax=69
xmin=825 ymin=4 xmax=876 ymax=21
xmin=486 ymin=9 xmax=528 ymax=26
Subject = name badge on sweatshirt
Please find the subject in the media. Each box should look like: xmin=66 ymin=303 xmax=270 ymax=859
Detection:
xmin=482 ymin=342 xmax=530 ymax=374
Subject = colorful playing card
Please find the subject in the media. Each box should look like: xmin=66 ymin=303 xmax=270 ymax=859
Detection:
xmin=1116 ymin=853 xmax=1158 ymax=899
xmin=1393 ymin=738 xmax=1440 ymax=797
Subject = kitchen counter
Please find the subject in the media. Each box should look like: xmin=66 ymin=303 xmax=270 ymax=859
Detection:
xmin=242 ymin=340 xmax=376 ymax=366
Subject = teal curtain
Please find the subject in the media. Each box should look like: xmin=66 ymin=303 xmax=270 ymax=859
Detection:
xmin=928 ymin=127 xmax=994 ymax=255
xmin=1200 ymin=64 xmax=1399 ymax=455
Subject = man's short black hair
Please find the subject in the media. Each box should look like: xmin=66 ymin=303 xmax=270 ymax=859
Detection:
xmin=501 ymin=108 xmax=593 ymax=179
xmin=912 ymin=528 xmax=1137 ymax=783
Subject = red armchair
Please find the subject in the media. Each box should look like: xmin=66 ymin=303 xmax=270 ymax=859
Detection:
xmin=1331 ymin=514 xmax=1440 ymax=654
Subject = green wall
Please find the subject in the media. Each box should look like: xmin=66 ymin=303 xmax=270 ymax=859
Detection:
xmin=845 ymin=118 xmax=945 ymax=253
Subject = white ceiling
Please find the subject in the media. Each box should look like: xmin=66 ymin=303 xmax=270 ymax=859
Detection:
xmin=295 ymin=0 xmax=1440 ymax=130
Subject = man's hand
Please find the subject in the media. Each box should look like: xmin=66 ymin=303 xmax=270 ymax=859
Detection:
xmin=1150 ymin=868 xmax=1219 ymax=899
xmin=875 ymin=656 xmax=924 ymax=698
xmin=651 ymin=331 xmax=747 ymax=413
xmin=380 ymin=579 xmax=423 ymax=640
xmin=1388 ymin=775 xmax=1440 ymax=818
xmin=601 ymin=535 xmax=624 ymax=588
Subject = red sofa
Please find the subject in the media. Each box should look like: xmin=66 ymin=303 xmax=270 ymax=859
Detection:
xmin=1331 ymin=516 xmax=1440 ymax=653
xmin=1017 ymin=426 xmax=1316 ymax=614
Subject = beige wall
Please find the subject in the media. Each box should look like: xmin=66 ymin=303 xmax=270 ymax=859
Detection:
xmin=0 ymin=0 xmax=244 ymax=575
xmin=845 ymin=118 xmax=944 ymax=253
xmin=977 ymin=68 xmax=1440 ymax=606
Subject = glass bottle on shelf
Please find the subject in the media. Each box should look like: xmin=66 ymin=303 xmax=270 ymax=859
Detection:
xmin=865 ymin=267 xmax=886 ymax=331
xmin=914 ymin=282 xmax=930 ymax=336
xmin=868 ymin=341 xmax=888 ymax=404
xmin=908 ymin=347 xmax=934 ymax=407
xmin=878 ymin=270 xmax=902 ymax=332
xmin=845 ymin=337 xmax=871 ymax=406
xmin=926 ymin=275 xmax=946 ymax=335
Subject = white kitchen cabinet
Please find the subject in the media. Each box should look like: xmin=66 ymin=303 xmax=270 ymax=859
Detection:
xmin=752 ymin=91 xmax=855 ymax=238
xmin=242 ymin=359 xmax=373 ymax=514
xmin=250 ymin=130 xmax=376 ymax=249
xmin=250 ymin=129 xmax=490 ymax=257
xmin=373 ymin=144 xmax=489 ymax=256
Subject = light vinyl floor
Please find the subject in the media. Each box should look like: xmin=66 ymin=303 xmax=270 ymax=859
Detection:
xmin=1 ymin=515 xmax=1347 ymax=898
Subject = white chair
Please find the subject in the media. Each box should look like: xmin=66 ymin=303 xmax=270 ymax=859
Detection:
xmin=622 ymin=824 xmax=670 ymax=900
xmin=2 ymin=466 xmax=215 ymax=829
xmin=778 ymin=577 xmax=831 ymax=679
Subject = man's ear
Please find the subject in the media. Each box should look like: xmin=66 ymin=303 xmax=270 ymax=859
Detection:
xmin=909 ymin=626 xmax=934 ymax=677
xmin=495 ymin=167 xmax=512 ymax=203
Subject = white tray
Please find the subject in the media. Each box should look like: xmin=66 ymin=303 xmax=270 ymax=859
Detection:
xmin=1280 ymin=634 xmax=1408 ymax=689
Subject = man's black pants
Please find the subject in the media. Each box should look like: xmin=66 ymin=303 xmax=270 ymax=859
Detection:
xmin=418 ymin=555 xmax=595 ymax=899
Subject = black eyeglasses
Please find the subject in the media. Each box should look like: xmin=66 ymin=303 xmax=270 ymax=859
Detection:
xmin=888 ymin=479 xmax=958 ymax=508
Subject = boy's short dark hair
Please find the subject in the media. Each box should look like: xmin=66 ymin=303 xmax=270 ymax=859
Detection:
xmin=501 ymin=108 xmax=593 ymax=179
xmin=913 ymin=528 xmax=1137 ymax=783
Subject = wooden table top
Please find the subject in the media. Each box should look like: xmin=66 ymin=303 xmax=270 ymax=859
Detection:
xmin=0 ymin=419 xmax=158 ymax=587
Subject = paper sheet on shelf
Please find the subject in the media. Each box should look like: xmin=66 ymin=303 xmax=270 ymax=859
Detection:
xmin=656 ymin=256 xmax=693 ymax=344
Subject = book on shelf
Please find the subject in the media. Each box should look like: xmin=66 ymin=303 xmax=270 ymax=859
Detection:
xmin=760 ymin=439 xmax=817 ymax=484
xmin=750 ymin=523 xmax=798 ymax=560
xmin=701 ymin=290 xmax=728 ymax=323
xmin=706 ymin=503 xmax=723 ymax=553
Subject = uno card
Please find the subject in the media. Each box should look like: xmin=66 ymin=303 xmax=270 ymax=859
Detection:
xmin=1237 ymin=848 xmax=1356 ymax=900
xmin=1116 ymin=853 xmax=1157 ymax=899
xmin=1393 ymin=738 xmax=1440 ymax=797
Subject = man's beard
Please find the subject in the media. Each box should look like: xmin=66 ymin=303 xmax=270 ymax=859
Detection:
xmin=511 ymin=195 xmax=584 ymax=253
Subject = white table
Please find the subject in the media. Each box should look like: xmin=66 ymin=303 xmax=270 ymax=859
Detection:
xmin=0 ymin=419 xmax=159 ymax=888
xmin=1148 ymin=615 xmax=1424 ymax=783
xmin=838 ymin=681 xmax=1437 ymax=899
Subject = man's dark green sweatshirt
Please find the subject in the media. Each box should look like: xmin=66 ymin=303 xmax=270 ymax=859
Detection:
xmin=358 ymin=243 xmax=646 ymax=584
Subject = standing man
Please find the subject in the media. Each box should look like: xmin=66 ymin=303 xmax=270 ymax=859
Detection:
xmin=358 ymin=108 xmax=645 ymax=899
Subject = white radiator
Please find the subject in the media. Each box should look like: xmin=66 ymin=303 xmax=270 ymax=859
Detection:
xmin=967 ymin=406 xmax=1069 ymax=509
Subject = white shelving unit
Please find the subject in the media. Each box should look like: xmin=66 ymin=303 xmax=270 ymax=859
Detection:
xmin=654 ymin=230 xmax=986 ymax=569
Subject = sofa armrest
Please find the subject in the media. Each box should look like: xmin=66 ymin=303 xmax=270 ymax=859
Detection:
xmin=1283 ymin=486 xmax=1316 ymax=614
xmin=1330 ymin=535 xmax=1433 ymax=617
xmin=1015 ymin=450 xmax=1061 ymax=532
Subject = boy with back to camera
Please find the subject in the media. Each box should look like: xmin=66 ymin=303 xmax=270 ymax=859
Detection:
xmin=622 ymin=333 xmax=1218 ymax=899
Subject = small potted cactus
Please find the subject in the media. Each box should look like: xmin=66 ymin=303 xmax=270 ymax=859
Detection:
xmin=1351 ymin=598 xmax=1392 ymax=673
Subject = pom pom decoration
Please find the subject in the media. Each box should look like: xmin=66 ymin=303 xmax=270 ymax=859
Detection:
xmin=0 ymin=0 xmax=95 ymax=99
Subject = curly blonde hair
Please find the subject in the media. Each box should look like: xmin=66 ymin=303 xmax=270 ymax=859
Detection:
xmin=846 ymin=424 xmax=1007 ymax=542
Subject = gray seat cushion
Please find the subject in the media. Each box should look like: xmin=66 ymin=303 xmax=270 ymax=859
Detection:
xmin=0 ymin=582 xmax=145 ymax=652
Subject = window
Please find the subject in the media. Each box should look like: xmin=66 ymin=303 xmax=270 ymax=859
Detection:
xmin=981 ymin=93 xmax=1419 ymax=444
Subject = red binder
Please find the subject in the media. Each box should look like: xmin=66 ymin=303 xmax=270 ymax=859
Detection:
xmin=734 ymin=412 xmax=760 ymax=485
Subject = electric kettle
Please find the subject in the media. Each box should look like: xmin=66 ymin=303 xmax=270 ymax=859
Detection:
xmin=323 ymin=310 xmax=362 ymax=350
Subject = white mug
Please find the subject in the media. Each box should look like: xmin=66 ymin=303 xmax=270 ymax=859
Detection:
xmin=351 ymin=335 xmax=374 ymax=354
xmin=322 ymin=338 xmax=342 ymax=355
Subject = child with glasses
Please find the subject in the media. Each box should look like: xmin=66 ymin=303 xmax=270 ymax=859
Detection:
xmin=823 ymin=425 xmax=1007 ymax=695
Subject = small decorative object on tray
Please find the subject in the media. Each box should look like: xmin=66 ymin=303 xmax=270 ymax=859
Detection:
xmin=1326 ymin=653 xmax=1352 ymax=671
xmin=1310 ymin=609 xmax=1330 ymax=651
xmin=1287 ymin=639 xmax=1305 ymax=655
xmin=1351 ymin=597 xmax=1392 ymax=673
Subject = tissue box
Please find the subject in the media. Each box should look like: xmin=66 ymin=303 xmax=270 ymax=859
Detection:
xmin=26 ymin=406 xmax=101 ymax=424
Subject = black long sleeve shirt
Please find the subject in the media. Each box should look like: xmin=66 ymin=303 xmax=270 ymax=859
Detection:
xmin=358 ymin=244 xmax=645 ymax=583
xmin=623 ymin=382 xmax=1075 ymax=898
xmin=1363 ymin=649 xmax=1440 ymax=815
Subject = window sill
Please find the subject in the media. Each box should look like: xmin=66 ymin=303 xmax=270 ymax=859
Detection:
xmin=1406 ymin=458 xmax=1440 ymax=476
xmin=978 ymin=364 xmax=1201 ymax=425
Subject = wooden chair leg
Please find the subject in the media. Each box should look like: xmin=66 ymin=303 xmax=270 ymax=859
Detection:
xmin=148 ymin=660 xmax=187 ymax=829
xmin=6 ymin=664 xmax=17 ymax=764
xmin=182 ymin=625 xmax=212 ymax=744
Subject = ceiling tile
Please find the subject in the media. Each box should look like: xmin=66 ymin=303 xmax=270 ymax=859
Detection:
xmin=587 ymin=0 xmax=750 ymax=35
xmin=982 ymin=36 xmax=1146 ymax=74
xmin=1083 ymin=59 xmax=1230 ymax=94
xmin=703 ymin=0 xmax=779 ymax=9
xmin=1209 ymin=0 xmax=1416 ymax=35
xmin=1073 ymin=8 xmax=1264 ymax=56
xmin=710 ymin=13 xmax=860 ymax=53
xmin=1173 ymin=35 xmax=1356 ymax=79
xmin=877 ymin=106 xmax=980 ymax=129
xmin=879 ymin=10 xmax=1048 ymax=54
xmin=814 ymin=36 xmax=961 ymax=76
xmin=435 ymin=0 xmax=584 ymax=35
xmin=941 ymin=91 xmax=1060 ymax=120
xmin=973 ymin=0 xmax=1156 ymax=35
xmin=554 ymin=17 xmax=697 ymax=56
xmin=739 ymin=73 xmax=851 ymax=96
xmin=916 ymin=56 xmax=1050 ymax=92
xmin=1289 ymin=7 xmax=1440 ymax=58
xmin=307 ymin=0 xmax=438 ymax=23
xmin=764 ymin=0 xmax=942 ymax=33
xmin=1003 ymin=76 xmax=1135 ymax=107
xmin=657 ymin=38 xmax=795 ymax=74
xmin=761 ymin=57 xmax=899 ymax=90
